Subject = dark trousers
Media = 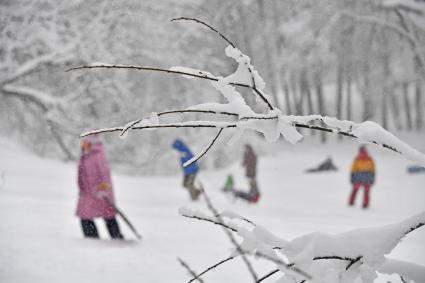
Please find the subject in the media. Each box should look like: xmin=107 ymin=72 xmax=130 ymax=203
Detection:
xmin=80 ymin=218 xmax=124 ymax=239
xmin=183 ymin=174 xmax=202 ymax=200
xmin=349 ymin=183 xmax=371 ymax=208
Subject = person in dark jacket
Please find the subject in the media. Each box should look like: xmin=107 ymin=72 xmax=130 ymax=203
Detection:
xmin=305 ymin=156 xmax=338 ymax=173
xmin=234 ymin=144 xmax=260 ymax=203
xmin=172 ymin=139 xmax=202 ymax=200
xmin=349 ymin=146 xmax=376 ymax=209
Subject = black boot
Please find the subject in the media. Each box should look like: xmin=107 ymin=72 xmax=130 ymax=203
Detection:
xmin=81 ymin=219 xmax=99 ymax=238
xmin=105 ymin=218 xmax=124 ymax=239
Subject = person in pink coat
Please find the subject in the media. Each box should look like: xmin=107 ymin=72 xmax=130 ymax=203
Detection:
xmin=76 ymin=134 xmax=123 ymax=239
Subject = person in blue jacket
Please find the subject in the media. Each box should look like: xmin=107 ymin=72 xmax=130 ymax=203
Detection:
xmin=172 ymin=139 xmax=202 ymax=200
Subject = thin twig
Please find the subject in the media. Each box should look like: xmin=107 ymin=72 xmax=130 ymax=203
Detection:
xmin=403 ymin=222 xmax=424 ymax=237
xmin=216 ymin=213 xmax=255 ymax=226
xmin=345 ymin=256 xmax=363 ymax=270
xmin=80 ymin=123 xmax=237 ymax=137
xmin=171 ymin=17 xmax=236 ymax=48
xmin=80 ymin=117 xmax=402 ymax=156
xmin=184 ymin=128 xmax=224 ymax=167
xmin=256 ymin=269 xmax=280 ymax=283
xmin=67 ymin=64 xmax=275 ymax=109
xmin=254 ymin=251 xmax=312 ymax=280
xmin=159 ymin=109 xmax=238 ymax=117
xmin=188 ymin=256 xmax=236 ymax=283
xmin=178 ymin=257 xmax=205 ymax=283
xmin=171 ymin=17 xmax=274 ymax=110
xmin=201 ymin=190 xmax=259 ymax=282
xmin=180 ymin=214 xmax=237 ymax=232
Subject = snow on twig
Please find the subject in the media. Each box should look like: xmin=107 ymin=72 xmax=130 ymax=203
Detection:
xmin=379 ymin=258 xmax=425 ymax=283
xmin=80 ymin=110 xmax=425 ymax=165
xmin=70 ymin=17 xmax=425 ymax=166
xmin=181 ymin=205 xmax=425 ymax=282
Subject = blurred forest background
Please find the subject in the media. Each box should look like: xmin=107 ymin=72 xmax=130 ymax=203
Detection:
xmin=1 ymin=0 xmax=424 ymax=174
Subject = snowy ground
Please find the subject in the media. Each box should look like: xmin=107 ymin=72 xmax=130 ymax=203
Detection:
xmin=0 ymin=135 xmax=424 ymax=283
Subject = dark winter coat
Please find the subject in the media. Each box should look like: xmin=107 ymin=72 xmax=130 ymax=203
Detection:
xmin=350 ymin=148 xmax=375 ymax=185
xmin=243 ymin=145 xmax=257 ymax=178
xmin=172 ymin=139 xmax=199 ymax=176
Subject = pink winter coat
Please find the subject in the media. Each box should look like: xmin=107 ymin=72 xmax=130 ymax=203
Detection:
xmin=76 ymin=142 xmax=116 ymax=219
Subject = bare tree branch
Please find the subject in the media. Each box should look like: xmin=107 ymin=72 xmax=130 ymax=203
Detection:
xmin=188 ymin=256 xmax=236 ymax=283
xmin=66 ymin=64 xmax=275 ymax=110
xmin=177 ymin=257 xmax=205 ymax=283
xmin=256 ymin=269 xmax=280 ymax=283
xmin=184 ymin=128 xmax=224 ymax=167
xmin=170 ymin=17 xmax=275 ymax=110
xmin=171 ymin=17 xmax=236 ymax=48
xmin=80 ymin=113 xmax=406 ymax=158
xmin=253 ymin=251 xmax=312 ymax=280
xmin=403 ymin=222 xmax=424 ymax=237
xmin=201 ymin=190 xmax=259 ymax=282
xmin=180 ymin=214 xmax=238 ymax=232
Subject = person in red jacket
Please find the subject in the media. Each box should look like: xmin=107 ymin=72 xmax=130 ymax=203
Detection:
xmin=349 ymin=146 xmax=376 ymax=209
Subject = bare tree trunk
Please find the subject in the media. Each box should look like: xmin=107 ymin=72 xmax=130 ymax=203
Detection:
xmin=283 ymin=79 xmax=292 ymax=115
xmin=291 ymin=72 xmax=303 ymax=115
xmin=381 ymin=39 xmax=390 ymax=130
xmin=415 ymin=81 xmax=423 ymax=130
xmin=389 ymin=86 xmax=402 ymax=130
xmin=402 ymin=82 xmax=413 ymax=130
xmin=239 ymin=3 xmax=254 ymax=60
xmin=336 ymin=61 xmax=344 ymax=120
xmin=47 ymin=120 xmax=75 ymax=161
xmin=381 ymin=92 xmax=389 ymax=130
xmin=314 ymin=71 xmax=327 ymax=143
xmin=346 ymin=69 xmax=352 ymax=122
xmin=257 ymin=0 xmax=280 ymax=107
xmin=300 ymin=69 xmax=314 ymax=114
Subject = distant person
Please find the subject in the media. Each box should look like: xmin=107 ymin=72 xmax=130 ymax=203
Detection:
xmin=172 ymin=139 xmax=202 ymax=200
xmin=76 ymin=135 xmax=123 ymax=239
xmin=349 ymin=146 xmax=376 ymax=209
xmin=305 ymin=156 xmax=338 ymax=173
xmin=223 ymin=144 xmax=260 ymax=203
xmin=407 ymin=165 xmax=425 ymax=174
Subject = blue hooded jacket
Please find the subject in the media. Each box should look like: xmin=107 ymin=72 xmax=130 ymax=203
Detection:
xmin=172 ymin=139 xmax=199 ymax=175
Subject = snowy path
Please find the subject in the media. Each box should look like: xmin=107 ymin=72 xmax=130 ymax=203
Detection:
xmin=0 ymin=137 xmax=424 ymax=282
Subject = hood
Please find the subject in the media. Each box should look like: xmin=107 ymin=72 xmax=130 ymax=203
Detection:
xmin=357 ymin=147 xmax=369 ymax=159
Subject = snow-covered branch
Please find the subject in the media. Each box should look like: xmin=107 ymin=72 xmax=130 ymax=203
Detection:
xmin=181 ymin=205 xmax=425 ymax=283
xmin=201 ymin=190 xmax=259 ymax=282
xmin=2 ymin=84 xmax=59 ymax=110
xmin=81 ymin=112 xmax=425 ymax=166
xmin=71 ymin=17 xmax=425 ymax=166
xmin=379 ymin=258 xmax=425 ymax=283
xmin=0 ymin=45 xmax=78 ymax=87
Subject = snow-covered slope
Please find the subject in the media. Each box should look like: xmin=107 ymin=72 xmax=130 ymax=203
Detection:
xmin=0 ymin=136 xmax=424 ymax=282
